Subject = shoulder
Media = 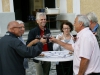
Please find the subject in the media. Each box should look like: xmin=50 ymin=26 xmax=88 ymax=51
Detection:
xmin=28 ymin=26 xmax=39 ymax=34
xmin=56 ymin=33 xmax=63 ymax=37
xmin=7 ymin=36 xmax=22 ymax=46
xmin=45 ymin=28 xmax=50 ymax=32
xmin=30 ymin=26 xmax=39 ymax=32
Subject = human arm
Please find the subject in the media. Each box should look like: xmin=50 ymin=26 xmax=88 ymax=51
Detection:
xmin=27 ymin=39 xmax=40 ymax=47
xmin=11 ymin=38 xmax=45 ymax=58
xmin=53 ymin=34 xmax=62 ymax=51
xmin=27 ymin=36 xmax=47 ymax=47
xmin=50 ymin=37 xmax=74 ymax=51
xmin=78 ymin=57 xmax=89 ymax=75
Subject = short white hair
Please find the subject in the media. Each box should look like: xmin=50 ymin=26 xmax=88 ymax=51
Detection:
xmin=36 ymin=12 xmax=46 ymax=20
xmin=86 ymin=12 xmax=98 ymax=23
xmin=16 ymin=20 xmax=24 ymax=24
xmin=77 ymin=15 xmax=90 ymax=27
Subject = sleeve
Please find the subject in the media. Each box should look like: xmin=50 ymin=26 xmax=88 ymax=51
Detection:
xmin=53 ymin=43 xmax=60 ymax=51
xmin=26 ymin=29 xmax=35 ymax=45
xmin=53 ymin=34 xmax=61 ymax=51
xmin=79 ymin=36 xmax=93 ymax=59
xmin=10 ymin=39 xmax=43 ymax=58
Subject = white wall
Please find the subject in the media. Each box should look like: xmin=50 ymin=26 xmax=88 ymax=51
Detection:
xmin=73 ymin=0 xmax=80 ymax=15
xmin=0 ymin=12 xmax=15 ymax=36
xmin=59 ymin=0 xmax=67 ymax=13
xmin=0 ymin=0 xmax=15 ymax=36
xmin=9 ymin=0 xmax=14 ymax=12
xmin=0 ymin=0 xmax=2 ymax=12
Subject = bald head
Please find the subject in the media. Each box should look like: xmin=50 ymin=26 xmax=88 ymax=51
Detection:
xmin=7 ymin=21 xmax=19 ymax=31
xmin=7 ymin=21 xmax=23 ymax=37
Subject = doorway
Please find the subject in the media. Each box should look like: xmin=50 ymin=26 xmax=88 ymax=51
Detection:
xmin=13 ymin=0 xmax=56 ymax=29
xmin=13 ymin=0 xmax=30 ymax=22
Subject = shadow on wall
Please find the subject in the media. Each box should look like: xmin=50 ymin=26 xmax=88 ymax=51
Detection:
xmin=56 ymin=13 xmax=75 ymax=24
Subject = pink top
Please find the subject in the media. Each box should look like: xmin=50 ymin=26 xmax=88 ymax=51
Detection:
xmin=72 ymin=28 xmax=100 ymax=75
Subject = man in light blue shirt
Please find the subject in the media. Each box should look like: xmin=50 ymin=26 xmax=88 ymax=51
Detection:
xmin=86 ymin=12 xmax=100 ymax=47
xmin=16 ymin=20 xmax=29 ymax=69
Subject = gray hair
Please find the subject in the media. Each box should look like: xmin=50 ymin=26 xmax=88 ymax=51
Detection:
xmin=77 ymin=15 xmax=90 ymax=27
xmin=86 ymin=12 xmax=98 ymax=23
xmin=36 ymin=12 xmax=46 ymax=20
xmin=16 ymin=20 xmax=24 ymax=24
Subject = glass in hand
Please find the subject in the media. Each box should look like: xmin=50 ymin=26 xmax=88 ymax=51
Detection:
xmin=45 ymin=33 xmax=52 ymax=39
xmin=73 ymin=34 xmax=76 ymax=37
xmin=36 ymin=35 xmax=41 ymax=39
xmin=43 ymin=33 xmax=52 ymax=43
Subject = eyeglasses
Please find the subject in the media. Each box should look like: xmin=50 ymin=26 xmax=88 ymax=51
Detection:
xmin=39 ymin=19 xmax=46 ymax=21
xmin=13 ymin=27 xmax=25 ymax=29
xmin=63 ymin=28 xmax=70 ymax=30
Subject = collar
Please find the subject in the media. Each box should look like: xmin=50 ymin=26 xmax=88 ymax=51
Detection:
xmin=5 ymin=31 xmax=18 ymax=38
xmin=38 ymin=25 xmax=46 ymax=31
xmin=92 ymin=24 xmax=99 ymax=32
xmin=77 ymin=27 xmax=89 ymax=38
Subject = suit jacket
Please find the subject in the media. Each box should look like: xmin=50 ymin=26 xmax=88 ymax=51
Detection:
xmin=96 ymin=24 xmax=100 ymax=47
xmin=26 ymin=26 xmax=53 ymax=51
xmin=0 ymin=32 xmax=43 ymax=75
xmin=26 ymin=26 xmax=53 ymax=63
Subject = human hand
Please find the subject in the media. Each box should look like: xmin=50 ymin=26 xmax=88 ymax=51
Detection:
xmin=39 ymin=53 xmax=45 ymax=56
xmin=49 ymin=37 xmax=58 ymax=43
xmin=40 ymin=38 xmax=47 ymax=45
xmin=34 ymin=39 xmax=40 ymax=43
xmin=58 ymin=36 xmax=63 ymax=40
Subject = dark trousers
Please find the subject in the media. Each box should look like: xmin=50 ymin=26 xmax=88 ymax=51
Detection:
xmin=88 ymin=73 xmax=100 ymax=75
xmin=56 ymin=61 xmax=73 ymax=75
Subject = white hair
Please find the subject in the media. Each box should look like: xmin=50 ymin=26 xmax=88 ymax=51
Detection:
xmin=36 ymin=12 xmax=46 ymax=20
xmin=86 ymin=12 xmax=98 ymax=23
xmin=16 ymin=20 xmax=24 ymax=24
xmin=77 ymin=15 xmax=90 ymax=27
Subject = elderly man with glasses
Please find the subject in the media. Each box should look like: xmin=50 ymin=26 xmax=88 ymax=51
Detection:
xmin=0 ymin=21 xmax=46 ymax=75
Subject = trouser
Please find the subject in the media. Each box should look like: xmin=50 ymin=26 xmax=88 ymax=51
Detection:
xmin=56 ymin=61 xmax=73 ymax=75
xmin=35 ymin=61 xmax=51 ymax=75
xmin=88 ymin=73 xmax=100 ymax=75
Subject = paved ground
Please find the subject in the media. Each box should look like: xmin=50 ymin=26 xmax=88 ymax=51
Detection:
xmin=26 ymin=59 xmax=57 ymax=75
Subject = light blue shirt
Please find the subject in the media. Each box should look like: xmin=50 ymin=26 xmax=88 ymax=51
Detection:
xmin=92 ymin=24 xmax=99 ymax=32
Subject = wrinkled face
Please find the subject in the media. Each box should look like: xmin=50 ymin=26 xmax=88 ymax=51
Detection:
xmin=11 ymin=22 xmax=23 ymax=37
xmin=36 ymin=16 xmax=46 ymax=27
xmin=74 ymin=17 xmax=81 ymax=32
xmin=20 ymin=23 xmax=25 ymax=35
xmin=62 ymin=24 xmax=71 ymax=35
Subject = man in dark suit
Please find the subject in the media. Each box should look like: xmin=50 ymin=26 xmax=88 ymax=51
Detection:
xmin=0 ymin=21 xmax=46 ymax=75
xmin=26 ymin=12 xmax=53 ymax=75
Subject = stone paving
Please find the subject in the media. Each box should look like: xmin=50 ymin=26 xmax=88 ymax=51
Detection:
xmin=26 ymin=59 xmax=57 ymax=75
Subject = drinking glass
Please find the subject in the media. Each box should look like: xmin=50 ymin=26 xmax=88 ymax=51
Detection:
xmin=46 ymin=33 xmax=52 ymax=39
xmin=36 ymin=35 xmax=41 ymax=39
xmin=43 ymin=33 xmax=52 ymax=43
xmin=73 ymin=34 xmax=77 ymax=42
